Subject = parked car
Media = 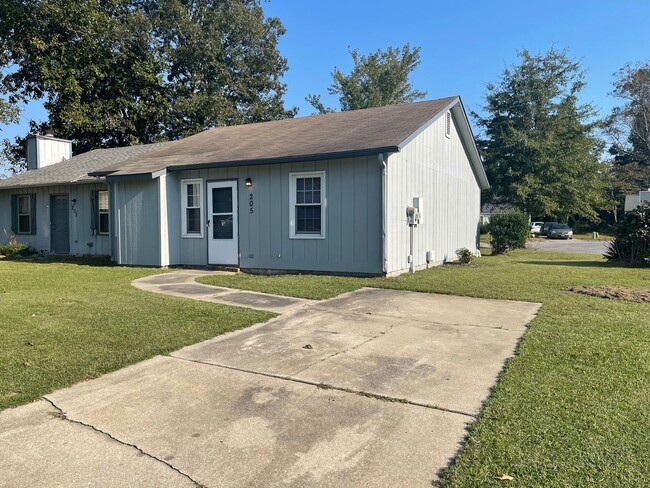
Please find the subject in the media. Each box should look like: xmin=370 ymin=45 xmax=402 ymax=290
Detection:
xmin=546 ymin=223 xmax=574 ymax=239
xmin=530 ymin=222 xmax=544 ymax=235
xmin=540 ymin=222 xmax=558 ymax=236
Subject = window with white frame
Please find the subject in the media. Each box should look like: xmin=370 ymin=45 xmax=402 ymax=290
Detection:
xmin=17 ymin=195 xmax=33 ymax=234
xmin=182 ymin=179 xmax=203 ymax=238
xmin=98 ymin=190 xmax=109 ymax=235
xmin=290 ymin=171 xmax=325 ymax=238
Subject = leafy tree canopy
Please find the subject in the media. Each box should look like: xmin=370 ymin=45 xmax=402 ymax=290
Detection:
xmin=306 ymin=44 xmax=426 ymax=114
xmin=474 ymin=48 xmax=607 ymax=222
xmin=0 ymin=0 xmax=295 ymax=172
xmin=605 ymin=61 xmax=650 ymax=204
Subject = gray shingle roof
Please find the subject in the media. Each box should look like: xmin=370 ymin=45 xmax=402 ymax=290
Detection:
xmin=481 ymin=203 xmax=520 ymax=214
xmin=0 ymin=142 xmax=172 ymax=190
xmin=92 ymin=97 xmax=460 ymax=177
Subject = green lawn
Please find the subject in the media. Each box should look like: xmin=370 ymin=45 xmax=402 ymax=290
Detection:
xmin=199 ymin=251 xmax=650 ymax=486
xmin=0 ymin=260 xmax=273 ymax=411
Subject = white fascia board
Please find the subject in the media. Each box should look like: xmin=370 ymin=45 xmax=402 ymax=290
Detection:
xmin=397 ymin=96 xmax=490 ymax=191
xmin=451 ymin=99 xmax=490 ymax=190
xmin=397 ymin=97 xmax=460 ymax=150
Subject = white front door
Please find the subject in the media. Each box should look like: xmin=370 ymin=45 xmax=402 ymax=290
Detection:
xmin=207 ymin=181 xmax=239 ymax=265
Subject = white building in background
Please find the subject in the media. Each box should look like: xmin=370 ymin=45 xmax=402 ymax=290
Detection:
xmin=624 ymin=189 xmax=650 ymax=212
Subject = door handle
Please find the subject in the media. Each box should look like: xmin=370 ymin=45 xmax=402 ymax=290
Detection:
xmin=206 ymin=219 xmax=210 ymax=227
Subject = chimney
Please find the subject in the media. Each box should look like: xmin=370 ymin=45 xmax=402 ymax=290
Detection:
xmin=26 ymin=133 xmax=73 ymax=171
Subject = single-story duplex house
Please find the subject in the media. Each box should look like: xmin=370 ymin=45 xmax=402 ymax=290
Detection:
xmin=0 ymin=97 xmax=489 ymax=276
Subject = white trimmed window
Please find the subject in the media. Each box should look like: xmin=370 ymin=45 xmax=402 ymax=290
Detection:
xmin=182 ymin=179 xmax=203 ymax=238
xmin=98 ymin=190 xmax=109 ymax=235
xmin=290 ymin=171 xmax=325 ymax=239
xmin=17 ymin=195 xmax=33 ymax=234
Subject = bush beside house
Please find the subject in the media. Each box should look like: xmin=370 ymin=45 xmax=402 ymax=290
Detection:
xmin=0 ymin=242 xmax=32 ymax=258
xmin=487 ymin=213 xmax=529 ymax=254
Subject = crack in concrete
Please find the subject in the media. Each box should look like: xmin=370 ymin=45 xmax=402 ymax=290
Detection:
xmin=42 ymin=397 xmax=206 ymax=488
xmin=170 ymin=355 xmax=476 ymax=419
xmin=291 ymin=323 xmax=396 ymax=376
xmin=308 ymin=304 xmax=525 ymax=332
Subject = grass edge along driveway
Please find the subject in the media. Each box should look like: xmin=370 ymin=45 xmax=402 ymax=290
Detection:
xmin=198 ymin=251 xmax=650 ymax=487
xmin=0 ymin=261 xmax=274 ymax=411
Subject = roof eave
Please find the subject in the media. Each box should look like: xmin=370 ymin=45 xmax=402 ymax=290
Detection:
xmin=452 ymin=99 xmax=490 ymax=190
xmin=0 ymin=179 xmax=106 ymax=191
xmin=104 ymin=146 xmax=400 ymax=179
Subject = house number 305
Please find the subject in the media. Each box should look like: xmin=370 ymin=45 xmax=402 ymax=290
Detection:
xmin=249 ymin=193 xmax=254 ymax=214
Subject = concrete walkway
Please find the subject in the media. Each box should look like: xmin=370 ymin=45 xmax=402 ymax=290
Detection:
xmin=1 ymin=272 xmax=542 ymax=487
xmin=133 ymin=270 xmax=316 ymax=313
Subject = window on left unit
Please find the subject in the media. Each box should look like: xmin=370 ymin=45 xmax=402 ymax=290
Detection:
xmin=16 ymin=195 xmax=34 ymax=234
xmin=182 ymin=179 xmax=203 ymax=238
xmin=98 ymin=190 xmax=109 ymax=235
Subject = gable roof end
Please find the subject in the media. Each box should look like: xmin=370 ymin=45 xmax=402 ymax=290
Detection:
xmin=397 ymin=97 xmax=489 ymax=190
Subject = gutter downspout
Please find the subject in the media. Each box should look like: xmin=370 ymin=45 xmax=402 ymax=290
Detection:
xmin=379 ymin=153 xmax=388 ymax=275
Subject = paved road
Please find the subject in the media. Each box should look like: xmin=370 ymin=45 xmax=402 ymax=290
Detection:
xmin=526 ymin=237 xmax=609 ymax=255
xmin=1 ymin=275 xmax=541 ymax=488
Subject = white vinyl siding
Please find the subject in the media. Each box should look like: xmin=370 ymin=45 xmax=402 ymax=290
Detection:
xmin=181 ymin=179 xmax=203 ymax=238
xmin=290 ymin=171 xmax=326 ymax=239
xmin=386 ymin=107 xmax=482 ymax=274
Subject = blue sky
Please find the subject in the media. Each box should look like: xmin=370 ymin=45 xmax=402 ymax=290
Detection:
xmin=2 ymin=0 xmax=649 ymax=144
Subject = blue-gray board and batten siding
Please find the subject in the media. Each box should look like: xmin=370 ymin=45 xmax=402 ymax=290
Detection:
xmin=111 ymin=179 xmax=161 ymax=267
xmin=112 ymin=156 xmax=383 ymax=275
xmin=0 ymin=183 xmax=111 ymax=256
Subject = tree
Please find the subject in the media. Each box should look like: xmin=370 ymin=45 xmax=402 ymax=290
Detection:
xmin=141 ymin=0 xmax=295 ymax=139
xmin=604 ymin=61 xmax=650 ymax=211
xmin=604 ymin=202 xmax=650 ymax=266
xmin=474 ymin=48 xmax=607 ymax=222
xmin=306 ymin=44 xmax=426 ymax=114
xmin=0 ymin=0 xmax=294 ymax=172
xmin=0 ymin=99 xmax=18 ymax=126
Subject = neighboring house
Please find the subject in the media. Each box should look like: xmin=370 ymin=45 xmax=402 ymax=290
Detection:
xmin=624 ymin=189 xmax=650 ymax=212
xmin=1 ymin=97 xmax=489 ymax=276
xmin=0 ymin=137 xmax=171 ymax=256
xmin=480 ymin=203 xmax=521 ymax=225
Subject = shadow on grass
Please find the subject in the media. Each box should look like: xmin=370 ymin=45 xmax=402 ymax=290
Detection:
xmin=523 ymin=260 xmax=618 ymax=268
xmin=4 ymin=255 xmax=115 ymax=267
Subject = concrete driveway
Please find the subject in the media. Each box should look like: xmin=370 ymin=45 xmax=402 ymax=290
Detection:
xmin=527 ymin=237 xmax=609 ymax=255
xmin=1 ymin=281 xmax=540 ymax=487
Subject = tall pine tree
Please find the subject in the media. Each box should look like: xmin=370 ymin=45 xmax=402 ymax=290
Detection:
xmin=474 ymin=48 xmax=607 ymax=222
xmin=306 ymin=44 xmax=426 ymax=114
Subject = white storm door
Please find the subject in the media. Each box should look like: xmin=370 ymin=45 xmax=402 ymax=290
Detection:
xmin=207 ymin=181 xmax=239 ymax=265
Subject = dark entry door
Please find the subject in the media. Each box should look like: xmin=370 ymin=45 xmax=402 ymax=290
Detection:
xmin=51 ymin=195 xmax=70 ymax=254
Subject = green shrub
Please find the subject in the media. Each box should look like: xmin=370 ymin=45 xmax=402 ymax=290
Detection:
xmin=455 ymin=248 xmax=473 ymax=265
xmin=604 ymin=203 xmax=650 ymax=266
xmin=0 ymin=242 xmax=33 ymax=258
xmin=479 ymin=222 xmax=489 ymax=235
xmin=487 ymin=212 xmax=529 ymax=255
